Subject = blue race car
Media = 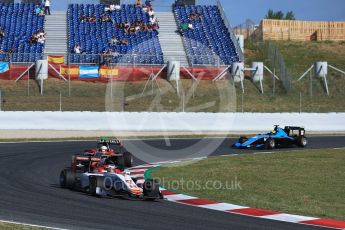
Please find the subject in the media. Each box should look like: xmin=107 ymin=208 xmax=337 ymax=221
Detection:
xmin=232 ymin=126 xmax=307 ymax=149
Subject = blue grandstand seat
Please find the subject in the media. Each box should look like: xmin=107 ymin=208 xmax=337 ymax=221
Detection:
xmin=0 ymin=3 xmax=45 ymax=62
xmin=174 ymin=5 xmax=239 ymax=65
xmin=68 ymin=4 xmax=164 ymax=65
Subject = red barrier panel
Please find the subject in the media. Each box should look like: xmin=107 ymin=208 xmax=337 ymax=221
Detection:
xmin=0 ymin=65 xmax=35 ymax=80
xmin=0 ymin=64 xmax=229 ymax=82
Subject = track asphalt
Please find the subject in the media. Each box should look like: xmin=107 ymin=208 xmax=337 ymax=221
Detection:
xmin=0 ymin=136 xmax=344 ymax=229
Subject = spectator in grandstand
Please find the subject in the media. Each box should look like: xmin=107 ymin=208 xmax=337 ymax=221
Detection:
xmin=189 ymin=12 xmax=202 ymax=21
xmin=188 ymin=21 xmax=194 ymax=30
xmin=142 ymin=23 xmax=149 ymax=32
xmin=74 ymin=44 xmax=82 ymax=54
xmin=152 ymin=23 xmax=159 ymax=32
xmin=116 ymin=22 xmax=125 ymax=29
xmin=37 ymin=35 xmax=45 ymax=44
xmin=38 ymin=29 xmax=46 ymax=37
xmin=119 ymin=39 xmax=128 ymax=46
xmin=149 ymin=15 xmax=158 ymax=25
xmin=109 ymin=4 xmax=115 ymax=11
xmin=35 ymin=4 xmax=43 ymax=16
xmin=44 ymin=0 xmax=51 ymax=15
xmin=142 ymin=5 xmax=148 ymax=13
xmin=109 ymin=36 xmax=118 ymax=46
xmin=124 ymin=21 xmax=131 ymax=34
xmin=135 ymin=0 xmax=142 ymax=6
xmin=101 ymin=13 xmax=112 ymax=23
xmin=196 ymin=12 xmax=202 ymax=20
xmin=0 ymin=28 xmax=4 ymax=38
xmin=147 ymin=23 xmax=153 ymax=32
xmin=148 ymin=8 xmax=155 ymax=17
xmin=139 ymin=20 xmax=147 ymax=31
xmin=135 ymin=24 xmax=141 ymax=33
xmin=29 ymin=33 xmax=38 ymax=45
xmin=129 ymin=25 xmax=136 ymax=34
xmin=107 ymin=4 xmax=120 ymax=12
xmin=89 ymin=15 xmax=97 ymax=23
xmin=79 ymin=14 xmax=87 ymax=22
xmin=178 ymin=22 xmax=189 ymax=35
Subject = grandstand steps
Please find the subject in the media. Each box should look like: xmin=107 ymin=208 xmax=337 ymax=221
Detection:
xmin=44 ymin=12 xmax=68 ymax=59
xmin=155 ymin=12 xmax=189 ymax=67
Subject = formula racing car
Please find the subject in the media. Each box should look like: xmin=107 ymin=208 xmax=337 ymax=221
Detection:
xmin=60 ymin=154 xmax=162 ymax=201
xmin=83 ymin=138 xmax=133 ymax=170
xmin=58 ymin=138 xmax=133 ymax=176
xmin=232 ymin=125 xmax=307 ymax=149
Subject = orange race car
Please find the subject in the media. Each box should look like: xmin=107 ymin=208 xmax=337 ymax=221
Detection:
xmin=79 ymin=138 xmax=133 ymax=171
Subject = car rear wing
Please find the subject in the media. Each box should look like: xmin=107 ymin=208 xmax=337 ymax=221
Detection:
xmin=97 ymin=138 xmax=121 ymax=145
xmin=284 ymin=126 xmax=305 ymax=136
xmin=75 ymin=156 xmax=101 ymax=162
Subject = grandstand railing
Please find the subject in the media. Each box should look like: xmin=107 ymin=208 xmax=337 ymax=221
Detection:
xmin=68 ymin=53 xmax=165 ymax=66
xmin=2 ymin=53 xmax=232 ymax=68
xmin=216 ymin=0 xmax=244 ymax=62
xmin=67 ymin=54 xmax=231 ymax=67
xmin=0 ymin=53 xmax=44 ymax=66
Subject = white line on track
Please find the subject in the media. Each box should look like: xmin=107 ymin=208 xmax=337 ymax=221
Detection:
xmin=254 ymin=151 xmax=273 ymax=154
xmin=220 ymin=154 xmax=239 ymax=157
xmin=0 ymin=219 xmax=68 ymax=230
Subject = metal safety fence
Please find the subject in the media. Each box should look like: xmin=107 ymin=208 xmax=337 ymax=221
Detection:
xmin=266 ymin=41 xmax=292 ymax=93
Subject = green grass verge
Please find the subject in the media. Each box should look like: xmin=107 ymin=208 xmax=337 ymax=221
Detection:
xmin=0 ymin=78 xmax=233 ymax=112
xmin=153 ymin=148 xmax=345 ymax=220
xmin=0 ymin=222 xmax=44 ymax=230
xmin=1 ymin=41 xmax=344 ymax=112
xmin=242 ymin=40 xmax=345 ymax=112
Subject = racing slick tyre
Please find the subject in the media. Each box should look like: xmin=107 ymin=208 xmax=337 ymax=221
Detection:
xmin=265 ymin=138 xmax=275 ymax=149
xmin=297 ymin=136 xmax=307 ymax=147
xmin=60 ymin=169 xmax=75 ymax=189
xmin=124 ymin=152 xmax=133 ymax=168
xmin=143 ymin=179 xmax=161 ymax=201
xmin=239 ymin=137 xmax=248 ymax=144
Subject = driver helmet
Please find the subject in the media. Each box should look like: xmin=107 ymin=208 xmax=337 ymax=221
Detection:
xmin=100 ymin=146 xmax=108 ymax=153
xmin=106 ymin=164 xmax=116 ymax=173
xmin=272 ymin=126 xmax=278 ymax=134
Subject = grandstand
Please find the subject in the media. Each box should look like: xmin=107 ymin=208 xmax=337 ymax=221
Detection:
xmin=0 ymin=3 xmax=44 ymax=62
xmin=68 ymin=4 xmax=164 ymax=65
xmin=0 ymin=0 xmax=242 ymax=67
xmin=175 ymin=5 xmax=239 ymax=65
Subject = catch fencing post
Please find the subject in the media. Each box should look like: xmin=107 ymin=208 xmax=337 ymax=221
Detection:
xmin=182 ymin=91 xmax=185 ymax=112
xmin=60 ymin=91 xmax=62 ymax=112
xmin=272 ymin=47 xmax=277 ymax=97
xmin=299 ymin=92 xmax=302 ymax=113
xmin=310 ymin=69 xmax=313 ymax=98
xmin=68 ymin=54 xmax=71 ymax=97
xmin=27 ymin=65 xmax=30 ymax=96
xmin=241 ymin=91 xmax=244 ymax=113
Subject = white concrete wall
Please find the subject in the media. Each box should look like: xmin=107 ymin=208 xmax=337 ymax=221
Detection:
xmin=0 ymin=112 xmax=344 ymax=132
